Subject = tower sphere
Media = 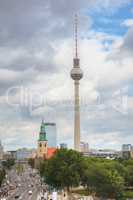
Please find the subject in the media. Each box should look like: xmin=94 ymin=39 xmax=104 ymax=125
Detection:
xmin=70 ymin=67 xmax=83 ymax=80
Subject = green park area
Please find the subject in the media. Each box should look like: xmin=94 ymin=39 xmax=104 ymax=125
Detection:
xmin=33 ymin=149 xmax=133 ymax=200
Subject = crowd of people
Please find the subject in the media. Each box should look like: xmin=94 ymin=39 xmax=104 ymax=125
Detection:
xmin=39 ymin=188 xmax=67 ymax=200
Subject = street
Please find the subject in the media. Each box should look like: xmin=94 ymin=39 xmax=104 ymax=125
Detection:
xmin=1 ymin=164 xmax=41 ymax=200
xmin=0 ymin=164 xmax=95 ymax=200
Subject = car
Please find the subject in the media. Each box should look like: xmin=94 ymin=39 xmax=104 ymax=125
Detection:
xmin=9 ymin=185 xmax=15 ymax=190
xmin=15 ymin=194 xmax=20 ymax=199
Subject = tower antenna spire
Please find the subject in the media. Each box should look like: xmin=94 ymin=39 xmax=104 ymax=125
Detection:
xmin=74 ymin=14 xmax=78 ymax=58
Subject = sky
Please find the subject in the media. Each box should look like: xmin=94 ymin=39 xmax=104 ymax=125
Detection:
xmin=0 ymin=0 xmax=133 ymax=151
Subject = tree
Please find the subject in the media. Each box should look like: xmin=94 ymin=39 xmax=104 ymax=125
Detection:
xmin=0 ymin=168 xmax=6 ymax=186
xmin=40 ymin=149 xmax=84 ymax=191
xmin=28 ymin=158 xmax=35 ymax=169
xmin=16 ymin=163 xmax=24 ymax=175
xmin=39 ymin=159 xmax=47 ymax=174
xmin=39 ymin=152 xmax=126 ymax=198
xmin=81 ymin=161 xmax=125 ymax=199
xmin=2 ymin=158 xmax=15 ymax=169
xmin=122 ymin=160 xmax=133 ymax=187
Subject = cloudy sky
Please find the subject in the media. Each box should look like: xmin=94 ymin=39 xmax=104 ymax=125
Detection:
xmin=0 ymin=0 xmax=133 ymax=151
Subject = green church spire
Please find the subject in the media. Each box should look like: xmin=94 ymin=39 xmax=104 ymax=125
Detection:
xmin=38 ymin=120 xmax=47 ymax=141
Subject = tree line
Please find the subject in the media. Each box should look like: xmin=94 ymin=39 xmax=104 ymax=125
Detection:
xmin=0 ymin=158 xmax=15 ymax=187
xmin=0 ymin=168 xmax=6 ymax=187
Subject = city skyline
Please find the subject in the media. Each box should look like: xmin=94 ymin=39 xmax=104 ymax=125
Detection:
xmin=0 ymin=0 xmax=133 ymax=151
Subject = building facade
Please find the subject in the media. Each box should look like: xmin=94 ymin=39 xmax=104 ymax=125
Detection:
xmin=16 ymin=148 xmax=35 ymax=160
xmin=122 ymin=144 xmax=133 ymax=159
xmin=8 ymin=151 xmax=17 ymax=160
xmin=83 ymin=149 xmax=120 ymax=159
xmin=36 ymin=121 xmax=57 ymax=162
xmin=80 ymin=142 xmax=89 ymax=152
xmin=37 ymin=121 xmax=48 ymax=159
xmin=60 ymin=143 xmax=68 ymax=149
xmin=44 ymin=123 xmax=57 ymax=148
xmin=122 ymin=144 xmax=132 ymax=152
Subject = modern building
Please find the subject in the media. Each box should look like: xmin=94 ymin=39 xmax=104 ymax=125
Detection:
xmin=8 ymin=151 xmax=17 ymax=160
xmin=0 ymin=141 xmax=4 ymax=160
xmin=80 ymin=142 xmax=89 ymax=153
xmin=60 ymin=143 xmax=68 ymax=149
xmin=83 ymin=149 xmax=120 ymax=159
xmin=122 ymin=144 xmax=133 ymax=159
xmin=44 ymin=123 xmax=57 ymax=148
xmin=3 ymin=152 xmax=13 ymax=160
xmin=122 ymin=144 xmax=132 ymax=152
xmin=70 ymin=15 xmax=83 ymax=151
xmin=16 ymin=148 xmax=35 ymax=161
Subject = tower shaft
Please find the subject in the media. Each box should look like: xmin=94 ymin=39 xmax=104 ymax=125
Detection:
xmin=70 ymin=14 xmax=83 ymax=152
xmin=74 ymin=80 xmax=80 ymax=151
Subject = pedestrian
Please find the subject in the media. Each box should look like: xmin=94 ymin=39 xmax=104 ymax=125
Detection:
xmin=44 ymin=191 xmax=48 ymax=200
xmin=52 ymin=191 xmax=57 ymax=200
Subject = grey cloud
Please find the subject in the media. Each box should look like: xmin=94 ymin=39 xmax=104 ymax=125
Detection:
xmin=0 ymin=0 xmax=127 ymax=74
xmin=111 ymin=27 xmax=133 ymax=59
xmin=0 ymin=0 xmax=91 ymax=97
xmin=0 ymin=0 xmax=130 ymax=45
xmin=0 ymin=0 xmax=90 ymax=45
xmin=81 ymin=107 xmax=133 ymax=139
xmin=0 ymin=68 xmax=37 ymax=95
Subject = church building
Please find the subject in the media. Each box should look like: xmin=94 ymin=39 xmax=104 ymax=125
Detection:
xmin=37 ymin=120 xmax=56 ymax=159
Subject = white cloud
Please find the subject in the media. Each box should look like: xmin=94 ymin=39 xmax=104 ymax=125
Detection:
xmin=2 ymin=30 xmax=133 ymax=150
xmin=122 ymin=19 xmax=133 ymax=27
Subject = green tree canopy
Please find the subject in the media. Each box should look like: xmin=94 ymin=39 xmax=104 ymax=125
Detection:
xmin=122 ymin=160 xmax=133 ymax=186
xmin=81 ymin=159 xmax=125 ymax=199
xmin=28 ymin=158 xmax=35 ymax=169
xmin=2 ymin=158 xmax=15 ymax=169
xmin=0 ymin=168 xmax=6 ymax=186
xmin=39 ymin=150 xmax=131 ymax=199
xmin=40 ymin=149 xmax=84 ymax=191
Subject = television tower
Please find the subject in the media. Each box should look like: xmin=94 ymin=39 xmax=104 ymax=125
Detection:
xmin=70 ymin=14 xmax=83 ymax=151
